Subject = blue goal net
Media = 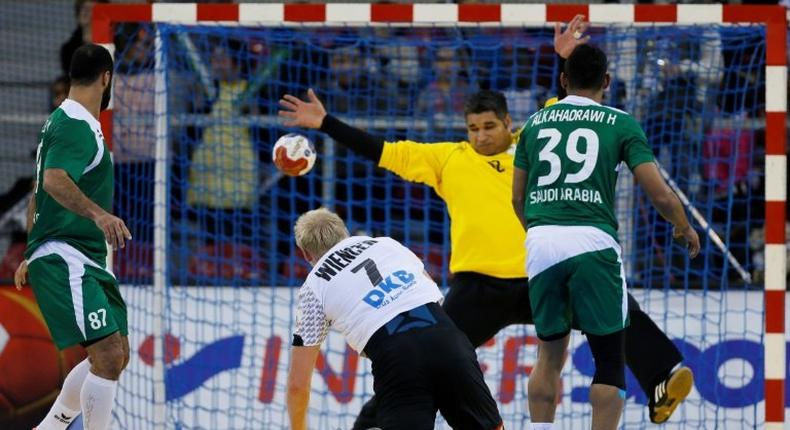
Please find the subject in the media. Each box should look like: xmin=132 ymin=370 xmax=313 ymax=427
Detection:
xmin=110 ymin=20 xmax=768 ymax=430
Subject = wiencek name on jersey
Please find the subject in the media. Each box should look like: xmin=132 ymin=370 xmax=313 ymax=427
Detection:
xmin=313 ymin=239 xmax=378 ymax=281
xmin=530 ymin=187 xmax=604 ymax=205
xmin=530 ymin=108 xmax=617 ymax=127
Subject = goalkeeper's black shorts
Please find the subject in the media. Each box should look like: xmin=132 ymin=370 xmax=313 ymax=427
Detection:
xmin=443 ymin=272 xmax=533 ymax=347
xmin=363 ymin=302 xmax=503 ymax=430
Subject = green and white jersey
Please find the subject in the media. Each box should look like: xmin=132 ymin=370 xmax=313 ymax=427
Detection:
xmin=514 ymin=95 xmax=654 ymax=242
xmin=25 ymin=99 xmax=113 ymax=265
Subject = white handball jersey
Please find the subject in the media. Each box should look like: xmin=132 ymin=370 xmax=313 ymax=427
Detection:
xmin=293 ymin=236 xmax=443 ymax=353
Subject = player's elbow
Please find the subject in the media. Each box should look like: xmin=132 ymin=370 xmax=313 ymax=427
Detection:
xmin=650 ymin=189 xmax=675 ymax=210
xmin=41 ymin=170 xmax=61 ymax=195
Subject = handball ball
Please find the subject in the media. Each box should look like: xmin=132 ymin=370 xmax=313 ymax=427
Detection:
xmin=272 ymin=133 xmax=316 ymax=177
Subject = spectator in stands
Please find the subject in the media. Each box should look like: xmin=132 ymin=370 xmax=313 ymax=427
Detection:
xmin=374 ymin=28 xmax=422 ymax=114
xmin=322 ymin=44 xmax=383 ymax=115
xmin=641 ymin=30 xmax=723 ymax=190
xmin=60 ymin=0 xmax=109 ymax=75
xmin=187 ymin=41 xmax=258 ymax=245
xmin=112 ymin=24 xmax=157 ymax=272
xmin=417 ymin=46 xmax=472 ymax=116
xmin=0 ymin=148 xmax=36 ymax=282
xmin=0 ymin=72 xmax=75 ymax=280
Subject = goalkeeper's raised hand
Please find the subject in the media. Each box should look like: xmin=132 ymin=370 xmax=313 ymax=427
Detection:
xmin=555 ymin=14 xmax=591 ymax=59
xmin=279 ymin=88 xmax=327 ymax=129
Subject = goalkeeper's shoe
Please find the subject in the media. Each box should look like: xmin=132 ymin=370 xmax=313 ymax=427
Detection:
xmin=649 ymin=366 xmax=694 ymax=424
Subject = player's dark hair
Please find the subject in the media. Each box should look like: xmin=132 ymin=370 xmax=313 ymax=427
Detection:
xmin=69 ymin=43 xmax=114 ymax=86
xmin=564 ymin=44 xmax=608 ymax=91
xmin=464 ymin=90 xmax=509 ymax=121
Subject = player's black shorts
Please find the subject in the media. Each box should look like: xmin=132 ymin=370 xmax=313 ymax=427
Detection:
xmin=443 ymin=272 xmax=532 ymax=347
xmin=363 ymin=302 xmax=503 ymax=430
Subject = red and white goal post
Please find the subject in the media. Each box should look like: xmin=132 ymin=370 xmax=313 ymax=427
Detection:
xmin=92 ymin=3 xmax=786 ymax=429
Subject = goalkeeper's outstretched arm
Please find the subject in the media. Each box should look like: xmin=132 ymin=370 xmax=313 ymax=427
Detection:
xmin=279 ymin=88 xmax=384 ymax=162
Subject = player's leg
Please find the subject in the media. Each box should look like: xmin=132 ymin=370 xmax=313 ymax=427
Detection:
xmin=624 ymin=295 xmax=691 ymax=423
xmin=587 ymin=331 xmax=626 ymax=430
xmin=79 ymin=268 xmax=130 ymax=430
xmin=568 ymin=248 xmax=628 ymax=430
xmin=528 ymin=334 xmax=569 ymax=427
xmin=443 ymin=272 xmax=530 ymax=347
xmin=363 ymin=310 xmax=440 ymax=430
xmin=625 ymin=294 xmax=681 ymax=392
xmin=81 ymin=332 xmax=126 ymax=430
xmin=426 ymin=307 xmax=502 ymax=430
xmin=526 ymin=260 xmax=572 ymax=430
xmin=36 ymin=358 xmax=91 ymax=430
xmin=28 ymin=253 xmax=127 ymax=430
xmin=27 ymin=254 xmax=92 ymax=430
xmin=354 ymin=273 xmax=527 ymax=430
xmin=122 ymin=335 xmax=131 ymax=370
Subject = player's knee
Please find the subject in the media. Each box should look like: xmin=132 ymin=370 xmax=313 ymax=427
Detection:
xmin=89 ymin=338 xmax=128 ymax=379
xmin=537 ymin=332 xmax=569 ymax=372
xmin=587 ymin=330 xmax=626 ymax=390
xmin=121 ymin=338 xmax=131 ymax=370
xmin=121 ymin=351 xmax=131 ymax=371
xmin=93 ymin=349 xmax=127 ymax=379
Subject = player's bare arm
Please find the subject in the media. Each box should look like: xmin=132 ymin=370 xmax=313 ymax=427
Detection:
xmin=512 ymin=166 xmax=528 ymax=231
xmin=279 ymin=89 xmax=385 ymax=163
xmin=14 ymin=260 xmax=28 ymax=291
xmin=26 ymin=183 xmax=36 ymax=234
xmin=633 ymin=162 xmax=700 ymax=258
xmin=43 ymin=168 xmax=131 ymax=249
xmin=287 ymin=344 xmax=321 ymax=430
xmin=15 ymin=183 xmax=37 ymax=290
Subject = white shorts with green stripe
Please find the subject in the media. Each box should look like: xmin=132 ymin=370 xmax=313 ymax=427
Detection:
xmin=27 ymin=241 xmax=127 ymax=349
xmin=525 ymin=225 xmax=628 ymax=340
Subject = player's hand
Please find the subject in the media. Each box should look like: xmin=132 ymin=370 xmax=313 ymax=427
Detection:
xmin=94 ymin=213 xmax=132 ymax=250
xmin=673 ymin=225 xmax=700 ymax=259
xmin=14 ymin=260 xmax=28 ymax=291
xmin=279 ymin=88 xmax=327 ymax=129
xmin=554 ymin=14 xmax=591 ymax=59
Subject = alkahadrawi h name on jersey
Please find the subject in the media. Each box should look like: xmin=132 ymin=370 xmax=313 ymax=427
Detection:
xmin=293 ymin=236 xmax=443 ymax=353
xmin=514 ymin=95 xmax=655 ymax=242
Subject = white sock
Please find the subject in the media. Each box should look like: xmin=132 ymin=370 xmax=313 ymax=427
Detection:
xmin=37 ymin=359 xmax=91 ymax=430
xmin=530 ymin=423 xmax=554 ymax=430
xmin=80 ymin=372 xmax=118 ymax=430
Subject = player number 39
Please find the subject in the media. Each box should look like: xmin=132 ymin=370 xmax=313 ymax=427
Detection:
xmin=88 ymin=308 xmax=108 ymax=330
xmin=536 ymin=127 xmax=599 ymax=187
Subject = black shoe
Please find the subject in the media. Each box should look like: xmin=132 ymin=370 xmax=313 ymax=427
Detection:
xmin=649 ymin=366 xmax=694 ymax=424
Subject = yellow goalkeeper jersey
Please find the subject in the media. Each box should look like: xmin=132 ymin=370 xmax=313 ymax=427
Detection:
xmin=379 ymin=136 xmax=527 ymax=279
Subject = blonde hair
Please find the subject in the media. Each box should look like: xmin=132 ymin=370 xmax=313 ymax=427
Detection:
xmin=294 ymin=208 xmax=350 ymax=258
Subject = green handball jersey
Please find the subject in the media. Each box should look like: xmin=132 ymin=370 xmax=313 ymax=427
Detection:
xmin=514 ymin=95 xmax=655 ymax=242
xmin=25 ymin=99 xmax=113 ymax=265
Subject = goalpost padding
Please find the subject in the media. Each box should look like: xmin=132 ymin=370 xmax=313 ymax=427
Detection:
xmin=93 ymin=3 xmax=787 ymax=429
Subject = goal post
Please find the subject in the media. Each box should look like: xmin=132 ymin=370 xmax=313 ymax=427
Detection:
xmin=93 ymin=3 xmax=786 ymax=429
